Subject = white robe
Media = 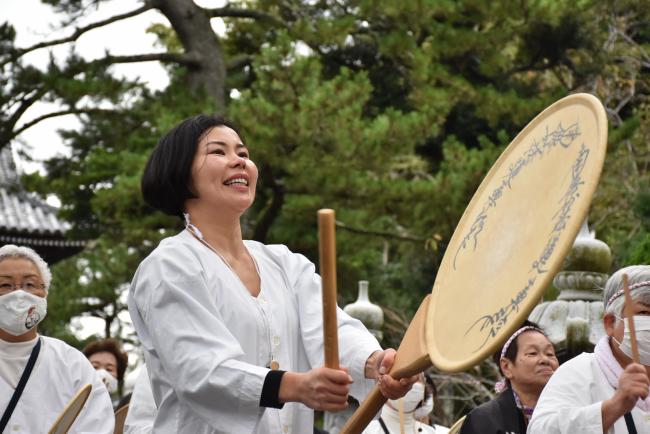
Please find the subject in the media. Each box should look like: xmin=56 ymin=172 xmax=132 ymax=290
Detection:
xmin=528 ymin=352 xmax=650 ymax=433
xmin=128 ymin=230 xmax=382 ymax=434
xmin=361 ymin=404 xmax=446 ymax=434
xmin=123 ymin=364 xmax=156 ymax=434
xmin=0 ymin=335 xmax=115 ymax=433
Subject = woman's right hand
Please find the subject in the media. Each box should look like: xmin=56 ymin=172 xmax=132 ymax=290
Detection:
xmin=279 ymin=367 xmax=353 ymax=412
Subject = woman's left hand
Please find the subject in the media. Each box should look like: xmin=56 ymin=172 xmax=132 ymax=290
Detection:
xmin=365 ymin=349 xmax=419 ymax=400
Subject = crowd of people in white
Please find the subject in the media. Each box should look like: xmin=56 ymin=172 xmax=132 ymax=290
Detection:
xmin=2 ymin=114 xmax=649 ymax=434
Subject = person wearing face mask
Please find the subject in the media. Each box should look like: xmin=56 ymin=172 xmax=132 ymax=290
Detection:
xmin=83 ymin=338 xmax=129 ymax=407
xmin=460 ymin=320 xmax=559 ymax=434
xmin=0 ymin=244 xmax=114 ymax=433
xmin=362 ymin=373 xmax=449 ymax=434
xmin=417 ymin=374 xmax=449 ymax=433
xmin=529 ymin=265 xmax=650 ymax=434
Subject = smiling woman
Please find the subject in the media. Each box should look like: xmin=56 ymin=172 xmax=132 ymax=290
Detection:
xmin=459 ymin=321 xmax=558 ymax=434
xmin=185 ymin=125 xmax=259 ymax=256
xmin=127 ymin=114 xmax=418 ymax=434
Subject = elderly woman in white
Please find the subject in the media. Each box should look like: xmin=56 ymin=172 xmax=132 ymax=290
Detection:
xmin=127 ymin=115 xmax=416 ymax=434
xmin=529 ymin=265 xmax=650 ymax=433
xmin=0 ymin=245 xmax=114 ymax=433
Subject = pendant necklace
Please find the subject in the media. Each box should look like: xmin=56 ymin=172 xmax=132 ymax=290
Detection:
xmin=184 ymin=213 xmax=279 ymax=370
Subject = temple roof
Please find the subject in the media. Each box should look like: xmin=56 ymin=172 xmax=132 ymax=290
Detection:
xmin=0 ymin=146 xmax=84 ymax=262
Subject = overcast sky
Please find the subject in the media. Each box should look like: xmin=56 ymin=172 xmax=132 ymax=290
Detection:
xmin=2 ymin=0 xmax=226 ymax=173
xmin=1 ymin=0 xmax=225 ymax=351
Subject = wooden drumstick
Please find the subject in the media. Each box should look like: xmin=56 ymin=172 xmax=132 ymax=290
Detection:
xmin=623 ymin=274 xmax=640 ymax=364
xmin=318 ymin=209 xmax=339 ymax=369
xmin=399 ymin=399 xmax=405 ymax=434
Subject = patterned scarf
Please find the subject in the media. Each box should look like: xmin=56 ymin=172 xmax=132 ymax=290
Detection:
xmin=511 ymin=388 xmax=535 ymax=418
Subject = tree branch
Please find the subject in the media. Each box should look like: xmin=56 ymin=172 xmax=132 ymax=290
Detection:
xmin=11 ymin=108 xmax=118 ymax=140
xmin=614 ymin=26 xmax=650 ymax=64
xmin=4 ymin=3 xmax=154 ymax=65
xmin=335 ymin=220 xmax=425 ymax=242
xmin=95 ymin=52 xmax=199 ymax=67
xmin=227 ymin=54 xmax=252 ymax=71
xmin=5 ymin=87 xmax=48 ymax=132
xmin=202 ymin=6 xmax=282 ymax=26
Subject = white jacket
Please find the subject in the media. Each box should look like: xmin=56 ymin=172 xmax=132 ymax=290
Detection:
xmin=0 ymin=335 xmax=114 ymax=433
xmin=128 ymin=231 xmax=381 ymax=434
xmin=529 ymin=352 xmax=650 ymax=433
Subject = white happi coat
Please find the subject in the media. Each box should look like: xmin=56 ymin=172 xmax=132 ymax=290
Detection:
xmin=0 ymin=335 xmax=114 ymax=433
xmin=128 ymin=230 xmax=382 ymax=434
xmin=528 ymin=352 xmax=650 ymax=433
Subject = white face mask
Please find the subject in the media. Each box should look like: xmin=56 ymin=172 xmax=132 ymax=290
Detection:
xmin=615 ymin=315 xmax=650 ymax=366
xmin=414 ymin=394 xmax=434 ymax=420
xmin=96 ymin=368 xmax=118 ymax=393
xmin=0 ymin=290 xmax=47 ymax=336
xmin=389 ymin=382 xmax=425 ymax=413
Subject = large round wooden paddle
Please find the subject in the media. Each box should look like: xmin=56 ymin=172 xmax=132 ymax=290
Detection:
xmin=48 ymin=383 xmax=92 ymax=434
xmin=340 ymin=93 xmax=608 ymax=433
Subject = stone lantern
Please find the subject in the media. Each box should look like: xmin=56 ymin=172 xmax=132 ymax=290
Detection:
xmin=528 ymin=218 xmax=612 ymax=363
xmin=343 ymin=280 xmax=384 ymax=341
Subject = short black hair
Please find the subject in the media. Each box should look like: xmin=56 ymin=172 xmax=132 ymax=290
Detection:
xmin=141 ymin=114 xmax=241 ymax=217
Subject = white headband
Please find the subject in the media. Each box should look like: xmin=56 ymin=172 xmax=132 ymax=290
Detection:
xmin=500 ymin=326 xmax=544 ymax=359
xmin=606 ymin=280 xmax=650 ymax=308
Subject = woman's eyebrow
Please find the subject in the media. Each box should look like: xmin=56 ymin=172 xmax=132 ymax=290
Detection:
xmin=0 ymin=273 xmax=40 ymax=279
xmin=205 ymin=140 xmax=246 ymax=148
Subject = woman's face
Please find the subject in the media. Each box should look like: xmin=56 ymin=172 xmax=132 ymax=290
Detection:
xmin=0 ymin=258 xmax=46 ymax=298
xmin=188 ymin=125 xmax=258 ymax=215
xmin=501 ymin=331 xmax=558 ymax=393
xmin=89 ymin=350 xmax=119 ymax=379
xmin=0 ymin=257 xmax=46 ymax=342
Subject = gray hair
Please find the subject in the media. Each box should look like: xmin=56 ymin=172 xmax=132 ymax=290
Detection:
xmin=0 ymin=245 xmax=52 ymax=291
xmin=604 ymin=265 xmax=650 ymax=318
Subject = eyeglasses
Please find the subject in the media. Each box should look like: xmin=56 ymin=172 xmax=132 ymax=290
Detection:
xmin=0 ymin=282 xmax=46 ymax=295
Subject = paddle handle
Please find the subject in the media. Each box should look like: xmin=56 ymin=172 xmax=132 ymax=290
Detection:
xmin=340 ymin=295 xmax=433 ymax=434
xmin=340 ymin=385 xmax=386 ymax=434
xmin=340 ymin=359 xmax=428 ymax=434
xmin=318 ymin=209 xmax=339 ymax=369
xmin=623 ymin=274 xmax=640 ymax=363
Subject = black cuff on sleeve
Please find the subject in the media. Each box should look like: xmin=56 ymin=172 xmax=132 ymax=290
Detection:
xmin=259 ymin=369 xmax=286 ymax=409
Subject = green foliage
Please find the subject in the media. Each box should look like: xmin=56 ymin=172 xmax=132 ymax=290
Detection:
xmin=626 ymin=234 xmax=650 ymax=265
xmin=3 ymin=0 xmax=650 ymax=424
